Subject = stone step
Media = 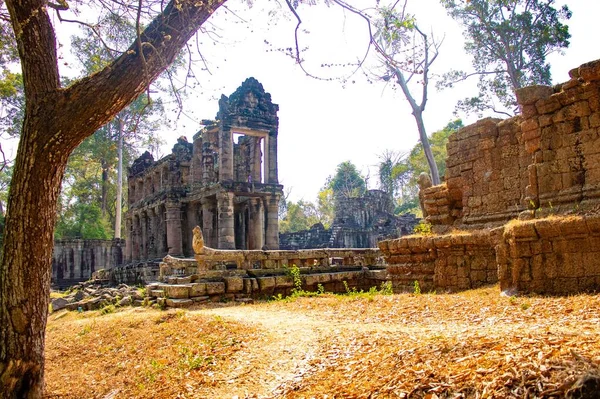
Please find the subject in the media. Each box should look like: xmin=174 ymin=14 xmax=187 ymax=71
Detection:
xmin=165 ymin=298 xmax=193 ymax=308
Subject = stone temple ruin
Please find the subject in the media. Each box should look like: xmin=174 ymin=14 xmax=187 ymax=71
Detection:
xmin=124 ymin=78 xmax=283 ymax=268
xmin=54 ymin=60 xmax=600 ymax=301
xmin=381 ymin=59 xmax=600 ymax=295
xmin=279 ymin=190 xmax=418 ymax=250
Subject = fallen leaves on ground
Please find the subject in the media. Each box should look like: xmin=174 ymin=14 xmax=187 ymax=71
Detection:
xmin=44 ymin=286 xmax=600 ymax=398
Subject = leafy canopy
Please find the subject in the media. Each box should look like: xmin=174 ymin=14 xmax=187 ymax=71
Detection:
xmin=440 ymin=0 xmax=571 ymax=115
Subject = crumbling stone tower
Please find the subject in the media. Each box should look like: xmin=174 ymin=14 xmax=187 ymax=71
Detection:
xmin=124 ymin=78 xmax=283 ymax=263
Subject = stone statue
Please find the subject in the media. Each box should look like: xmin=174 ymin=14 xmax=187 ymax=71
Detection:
xmin=418 ymin=172 xmax=433 ymax=218
xmin=192 ymin=226 xmax=205 ymax=255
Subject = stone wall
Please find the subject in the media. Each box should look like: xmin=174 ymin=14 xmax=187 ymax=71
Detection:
xmin=423 ymin=59 xmax=600 ymax=230
xmin=379 ymin=231 xmax=498 ymax=293
xmin=497 ymin=215 xmax=600 ymax=295
xmin=142 ymin=243 xmax=388 ymax=307
xmin=391 ymin=59 xmax=600 ymax=296
xmin=52 ymin=239 xmax=124 ymax=289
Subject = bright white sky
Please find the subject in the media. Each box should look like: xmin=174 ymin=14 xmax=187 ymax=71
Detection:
xmin=156 ymin=0 xmax=599 ymax=203
xmin=6 ymin=0 xmax=599 ymax=203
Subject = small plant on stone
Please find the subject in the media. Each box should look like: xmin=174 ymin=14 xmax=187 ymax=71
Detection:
xmin=317 ymin=284 xmax=325 ymax=295
xmin=379 ymin=281 xmax=393 ymax=295
xmin=413 ymin=280 xmax=421 ymax=295
xmin=289 ymin=264 xmax=302 ymax=291
xmin=413 ymin=221 xmax=432 ymax=235
xmin=271 ymin=293 xmax=284 ymax=301
xmin=100 ymin=304 xmax=116 ymax=315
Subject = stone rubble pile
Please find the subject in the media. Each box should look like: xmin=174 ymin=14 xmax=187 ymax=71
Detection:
xmin=50 ymin=281 xmax=145 ymax=312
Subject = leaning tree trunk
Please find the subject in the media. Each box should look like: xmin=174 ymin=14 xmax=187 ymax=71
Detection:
xmin=0 ymin=116 xmax=70 ymax=398
xmin=413 ymin=109 xmax=440 ymax=185
xmin=0 ymin=0 xmax=225 ymax=395
xmin=114 ymin=120 xmax=124 ymax=239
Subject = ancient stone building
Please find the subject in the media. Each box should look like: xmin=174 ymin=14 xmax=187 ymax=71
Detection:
xmin=279 ymin=190 xmax=418 ymax=250
xmin=52 ymin=239 xmax=124 ymax=288
xmin=380 ymin=59 xmax=600 ymax=295
xmin=125 ymin=78 xmax=283 ymax=264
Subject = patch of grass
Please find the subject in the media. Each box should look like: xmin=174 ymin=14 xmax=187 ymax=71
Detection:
xmin=99 ymin=304 xmax=116 ymax=315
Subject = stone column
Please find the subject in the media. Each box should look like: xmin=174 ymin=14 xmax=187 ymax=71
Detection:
xmin=250 ymin=137 xmax=262 ymax=183
xmin=248 ymin=198 xmax=264 ymax=250
xmin=132 ymin=214 xmax=140 ymax=261
xmin=125 ymin=217 xmax=132 ymax=263
xmin=140 ymin=212 xmax=148 ymax=260
xmin=192 ymin=134 xmax=203 ymax=184
xmin=217 ymin=192 xmax=235 ymax=249
xmin=74 ymin=241 xmax=83 ymax=279
xmin=201 ymin=198 xmax=215 ymax=248
xmin=157 ymin=206 xmax=166 ymax=257
xmin=219 ymin=127 xmax=234 ymax=182
xmin=267 ymin=133 xmax=278 ymax=184
xmin=264 ymin=194 xmax=280 ymax=250
xmin=166 ymin=202 xmax=183 ymax=256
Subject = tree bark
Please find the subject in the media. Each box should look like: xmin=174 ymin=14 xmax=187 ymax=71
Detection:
xmin=114 ymin=120 xmax=124 ymax=239
xmin=101 ymin=160 xmax=109 ymax=217
xmin=0 ymin=0 xmax=226 ymax=396
xmin=0 ymin=109 xmax=69 ymax=398
xmin=394 ymin=69 xmax=441 ymax=186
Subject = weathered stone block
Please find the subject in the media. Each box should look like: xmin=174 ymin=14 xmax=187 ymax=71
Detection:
xmin=274 ymin=275 xmax=294 ymax=288
xmin=164 ymin=285 xmax=191 ymax=299
xmin=224 ymin=277 xmax=244 ymax=292
xmin=256 ymin=276 xmax=276 ymax=292
xmin=190 ymin=283 xmax=207 ymax=297
xmin=166 ymin=298 xmax=193 ymax=308
xmin=535 ymin=96 xmax=561 ymax=115
xmin=205 ymin=282 xmax=225 ymax=295
xmin=516 ymin=85 xmax=553 ymax=105
xmin=579 ymin=60 xmax=600 ymax=82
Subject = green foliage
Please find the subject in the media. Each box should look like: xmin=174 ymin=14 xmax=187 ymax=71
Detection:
xmin=99 ymin=304 xmax=116 ymax=315
xmin=55 ymin=203 xmax=112 ymax=239
xmin=440 ymin=0 xmax=572 ymax=115
xmin=0 ymin=71 xmax=24 ymax=137
xmin=279 ymin=185 xmax=334 ymax=233
xmin=328 ymin=161 xmax=366 ymax=199
xmin=289 ymin=264 xmax=302 ymax=291
xmin=413 ymin=280 xmax=421 ymax=295
xmin=379 ymin=120 xmax=463 ymax=214
xmin=413 ymin=221 xmax=432 ymax=236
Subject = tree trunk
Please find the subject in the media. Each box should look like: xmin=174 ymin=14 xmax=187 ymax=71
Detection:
xmin=114 ymin=120 xmax=123 ymax=239
xmin=101 ymin=160 xmax=109 ymax=217
xmin=0 ymin=0 xmax=225 ymax=394
xmin=413 ymin=110 xmax=441 ymax=185
xmin=0 ymin=117 xmax=69 ymax=398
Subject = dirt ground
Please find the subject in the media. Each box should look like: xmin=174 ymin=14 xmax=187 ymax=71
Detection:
xmin=44 ymin=286 xmax=600 ymax=398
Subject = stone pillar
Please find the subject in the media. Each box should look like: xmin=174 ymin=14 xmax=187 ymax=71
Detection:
xmin=166 ymin=202 xmax=183 ymax=256
xmin=267 ymin=133 xmax=278 ymax=184
xmin=128 ymin=180 xmax=136 ymax=205
xmin=192 ymin=135 xmax=203 ymax=184
xmin=74 ymin=241 xmax=83 ymax=279
xmin=125 ymin=217 xmax=132 ymax=263
xmin=248 ymin=198 xmax=264 ymax=250
xmin=132 ymin=214 xmax=140 ymax=261
xmin=250 ymin=137 xmax=262 ymax=183
xmin=140 ymin=212 xmax=148 ymax=260
xmin=156 ymin=206 xmax=166 ymax=257
xmin=264 ymin=194 xmax=280 ymax=250
xmin=217 ymin=192 xmax=235 ymax=249
xmin=201 ymin=198 xmax=215 ymax=248
xmin=219 ymin=127 xmax=234 ymax=181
